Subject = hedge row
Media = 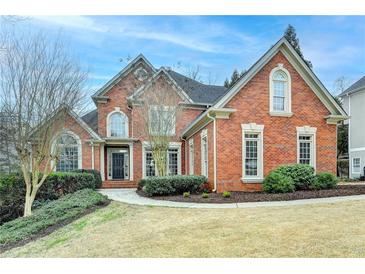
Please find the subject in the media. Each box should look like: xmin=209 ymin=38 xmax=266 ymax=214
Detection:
xmin=139 ymin=175 xmax=207 ymax=196
xmin=263 ymin=164 xmax=338 ymax=193
xmin=0 ymin=189 xmax=108 ymax=248
xmin=0 ymin=169 xmax=102 ymax=225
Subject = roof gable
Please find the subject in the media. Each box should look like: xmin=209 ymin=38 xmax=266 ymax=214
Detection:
xmin=128 ymin=68 xmax=194 ymax=103
xmin=92 ymin=54 xmax=156 ymax=100
xmin=214 ymin=37 xmax=346 ymax=117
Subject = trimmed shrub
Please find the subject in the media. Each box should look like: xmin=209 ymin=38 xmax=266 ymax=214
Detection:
xmin=72 ymin=169 xmax=102 ymax=188
xmin=140 ymin=175 xmax=207 ymax=196
xmin=0 ymin=171 xmax=98 ymax=225
xmin=275 ymin=164 xmax=315 ymax=190
xmin=202 ymin=193 xmax=209 ymax=198
xmin=222 ymin=191 xmax=231 ymax=198
xmin=0 ymin=189 xmax=108 ymax=247
xmin=263 ymin=171 xmax=295 ymax=193
xmin=183 ymin=192 xmax=190 ymax=198
xmin=310 ymin=172 xmax=338 ymax=190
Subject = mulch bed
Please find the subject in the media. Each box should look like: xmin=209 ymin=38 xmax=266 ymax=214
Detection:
xmin=137 ymin=185 xmax=365 ymax=204
xmin=0 ymin=200 xmax=110 ymax=254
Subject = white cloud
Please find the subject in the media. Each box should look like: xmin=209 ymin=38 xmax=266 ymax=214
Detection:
xmin=32 ymin=16 xmax=107 ymax=32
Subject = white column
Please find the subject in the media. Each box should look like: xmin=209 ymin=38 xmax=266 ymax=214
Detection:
xmin=91 ymin=142 xmax=95 ymax=169
xmin=100 ymin=144 xmax=105 ymax=180
xmin=129 ymin=142 xmax=134 ymax=181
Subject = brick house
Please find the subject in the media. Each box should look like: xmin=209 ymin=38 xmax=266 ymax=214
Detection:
xmin=51 ymin=37 xmax=347 ymax=192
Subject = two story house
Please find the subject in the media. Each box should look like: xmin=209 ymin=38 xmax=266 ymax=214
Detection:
xmin=50 ymin=37 xmax=347 ymax=192
xmin=340 ymin=76 xmax=365 ymax=179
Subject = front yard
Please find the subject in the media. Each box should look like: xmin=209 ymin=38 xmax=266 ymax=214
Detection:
xmin=2 ymin=200 xmax=365 ymax=257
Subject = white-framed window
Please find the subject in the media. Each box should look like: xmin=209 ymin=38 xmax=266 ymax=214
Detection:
xmin=297 ymin=126 xmax=317 ymax=168
xmin=188 ymin=139 xmax=194 ymax=175
xmin=269 ymin=64 xmax=292 ymax=116
xmin=53 ymin=131 xmax=82 ymax=172
xmin=352 ymin=157 xmax=361 ymax=174
xmin=142 ymin=142 xmax=181 ymax=178
xmin=201 ymin=129 xmax=208 ymax=177
xmin=241 ymin=123 xmax=264 ymax=181
xmin=107 ymin=108 xmax=129 ymax=138
xmin=149 ymin=105 xmax=176 ymax=136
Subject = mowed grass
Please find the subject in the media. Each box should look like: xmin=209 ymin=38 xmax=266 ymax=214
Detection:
xmin=2 ymin=200 xmax=365 ymax=257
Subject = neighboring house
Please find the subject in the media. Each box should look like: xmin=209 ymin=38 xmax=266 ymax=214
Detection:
xmin=339 ymin=76 xmax=365 ymax=179
xmin=0 ymin=113 xmax=18 ymax=173
xmin=45 ymin=37 xmax=347 ymax=192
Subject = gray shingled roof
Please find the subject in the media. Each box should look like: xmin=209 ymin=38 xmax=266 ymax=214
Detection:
xmin=81 ymin=109 xmax=98 ymax=133
xmin=339 ymin=76 xmax=365 ymax=96
xmin=166 ymin=70 xmax=228 ymax=104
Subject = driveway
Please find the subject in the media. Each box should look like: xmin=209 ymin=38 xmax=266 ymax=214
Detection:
xmin=98 ymin=188 xmax=365 ymax=209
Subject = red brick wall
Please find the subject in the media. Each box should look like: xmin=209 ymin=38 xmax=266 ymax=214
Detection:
xmin=214 ymin=51 xmax=336 ymax=192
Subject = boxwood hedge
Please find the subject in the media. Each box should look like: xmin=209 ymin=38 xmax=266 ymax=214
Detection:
xmin=139 ymin=175 xmax=207 ymax=196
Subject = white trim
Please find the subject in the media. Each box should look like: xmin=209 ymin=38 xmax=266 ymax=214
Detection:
xmin=269 ymin=64 xmax=292 ymax=115
xmin=200 ymin=129 xmax=208 ymax=177
xmin=241 ymin=123 xmax=264 ymax=182
xmin=352 ymin=157 xmax=361 ymax=174
xmin=350 ymin=147 xmax=365 ymax=152
xmin=106 ymin=147 xmax=130 ymax=180
xmin=296 ymin=126 xmax=317 ymax=169
xmin=188 ymin=138 xmax=194 ymax=175
xmin=129 ymin=143 xmax=134 ymax=181
xmin=68 ymin=109 xmax=101 ymax=140
xmin=51 ymin=130 xmax=82 ymax=171
xmin=91 ymin=143 xmax=95 ymax=169
xmin=106 ymin=107 xmax=129 ymax=138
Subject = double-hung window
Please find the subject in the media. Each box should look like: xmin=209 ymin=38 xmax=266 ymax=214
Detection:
xmin=241 ymin=123 xmax=264 ymax=181
xmin=189 ymin=139 xmax=194 ymax=175
xmin=297 ymin=126 xmax=316 ymax=168
xmin=168 ymin=148 xmax=179 ymax=175
xmin=201 ymin=130 xmax=208 ymax=177
xmin=54 ymin=132 xmax=81 ymax=172
xmin=353 ymin=158 xmax=361 ymax=174
xmin=145 ymin=149 xmax=156 ymax=177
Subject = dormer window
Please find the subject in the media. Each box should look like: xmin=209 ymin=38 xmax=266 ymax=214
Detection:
xmin=269 ymin=64 xmax=292 ymax=117
xmin=107 ymin=108 xmax=129 ymax=138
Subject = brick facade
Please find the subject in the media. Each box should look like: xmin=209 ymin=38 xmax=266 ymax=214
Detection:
xmin=54 ymin=48 xmax=340 ymax=192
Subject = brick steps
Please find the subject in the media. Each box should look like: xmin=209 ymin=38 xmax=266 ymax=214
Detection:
xmin=101 ymin=180 xmax=137 ymax=189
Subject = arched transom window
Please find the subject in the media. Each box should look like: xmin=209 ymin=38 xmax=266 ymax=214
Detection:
xmin=108 ymin=110 xmax=128 ymax=138
xmin=270 ymin=65 xmax=291 ymax=115
xmin=54 ymin=132 xmax=81 ymax=172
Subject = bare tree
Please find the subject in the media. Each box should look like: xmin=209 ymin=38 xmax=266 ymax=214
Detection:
xmin=185 ymin=65 xmax=202 ymax=82
xmin=134 ymin=75 xmax=182 ymax=176
xmin=333 ymin=76 xmax=351 ymax=96
xmin=0 ymin=26 xmax=87 ymax=216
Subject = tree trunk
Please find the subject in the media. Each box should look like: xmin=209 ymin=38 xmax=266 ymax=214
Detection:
xmin=23 ymin=184 xmax=38 ymax=217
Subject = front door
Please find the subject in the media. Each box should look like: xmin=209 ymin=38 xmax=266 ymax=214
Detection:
xmin=112 ymin=153 xmax=125 ymax=179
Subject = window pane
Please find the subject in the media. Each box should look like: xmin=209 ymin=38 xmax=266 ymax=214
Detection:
xmin=201 ymin=136 xmax=208 ymax=177
xmin=245 ymin=138 xmax=258 ymax=176
xmin=168 ymin=149 xmax=178 ymax=175
xmin=145 ymin=151 xmax=155 ymax=177
xmin=110 ymin=113 xmax=126 ymax=137
xmin=299 ymin=135 xmax=312 ymax=165
xmin=353 ymin=158 xmax=361 ymax=173
xmin=273 ymin=70 xmax=287 ymax=81
xmin=56 ymin=134 xmax=79 ymax=172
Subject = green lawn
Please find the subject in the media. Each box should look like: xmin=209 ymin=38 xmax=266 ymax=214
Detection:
xmin=2 ymin=200 xmax=365 ymax=257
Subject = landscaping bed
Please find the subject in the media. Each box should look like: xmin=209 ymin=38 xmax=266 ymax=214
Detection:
xmin=137 ymin=185 xmax=365 ymax=204
xmin=0 ymin=189 xmax=109 ymax=253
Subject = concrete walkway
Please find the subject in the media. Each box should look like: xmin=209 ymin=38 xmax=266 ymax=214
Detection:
xmin=99 ymin=188 xmax=365 ymax=209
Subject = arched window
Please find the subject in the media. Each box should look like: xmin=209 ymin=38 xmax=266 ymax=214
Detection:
xmin=54 ymin=132 xmax=81 ymax=172
xmin=269 ymin=65 xmax=291 ymax=115
xmin=107 ymin=110 xmax=128 ymax=138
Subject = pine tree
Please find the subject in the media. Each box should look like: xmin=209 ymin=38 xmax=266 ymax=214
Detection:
xmin=224 ymin=69 xmax=246 ymax=88
xmin=284 ymin=24 xmax=313 ymax=68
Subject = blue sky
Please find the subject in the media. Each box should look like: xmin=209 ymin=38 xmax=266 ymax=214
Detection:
xmin=22 ymin=16 xmax=365 ymax=102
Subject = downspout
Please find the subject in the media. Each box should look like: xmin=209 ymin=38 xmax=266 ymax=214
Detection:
xmin=207 ymin=111 xmax=217 ymax=192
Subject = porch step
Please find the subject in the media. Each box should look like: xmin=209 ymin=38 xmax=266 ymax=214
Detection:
xmin=101 ymin=180 xmax=137 ymax=189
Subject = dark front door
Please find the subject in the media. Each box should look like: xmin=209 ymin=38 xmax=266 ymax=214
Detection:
xmin=112 ymin=153 xmax=125 ymax=180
